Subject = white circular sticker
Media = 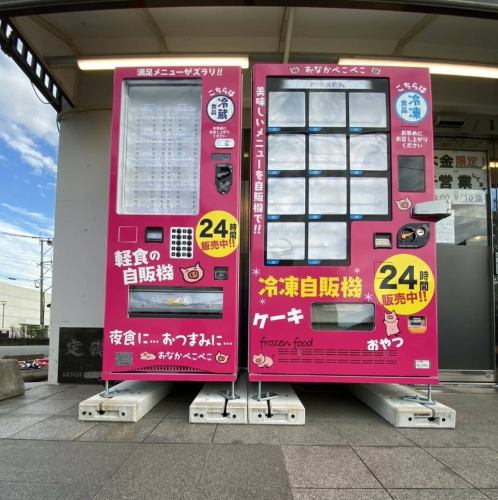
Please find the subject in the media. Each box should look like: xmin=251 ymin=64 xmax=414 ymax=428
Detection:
xmin=207 ymin=96 xmax=234 ymax=123
xmin=395 ymin=91 xmax=428 ymax=124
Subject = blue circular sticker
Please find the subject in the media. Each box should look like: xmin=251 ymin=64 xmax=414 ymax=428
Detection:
xmin=395 ymin=92 xmax=428 ymax=124
xmin=207 ymin=96 xmax=234 ymax=123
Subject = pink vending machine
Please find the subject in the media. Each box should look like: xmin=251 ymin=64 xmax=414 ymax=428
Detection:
xmin=249 ymin=63 xmax=448 ymax=384
xmin=103 ymin=66 xmax=242 ymax=382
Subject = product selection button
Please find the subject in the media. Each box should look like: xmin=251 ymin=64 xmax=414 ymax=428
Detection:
xmin=215 ymin=138 xmax=235 ymax=149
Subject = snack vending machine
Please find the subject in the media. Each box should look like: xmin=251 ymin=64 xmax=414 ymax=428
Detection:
xmin=249 ymin=63 xmax=448 ymax=384
xmin=103 ymin=66 xmax=242 ymax=382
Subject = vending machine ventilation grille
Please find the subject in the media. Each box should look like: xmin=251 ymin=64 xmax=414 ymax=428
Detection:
xmin=278 ymin=348 xmax=398 ymax=365
xmin=133 ymin=364 xmax=208 ymax=373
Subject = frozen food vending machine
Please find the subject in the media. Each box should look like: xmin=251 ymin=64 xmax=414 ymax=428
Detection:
xmin=102 ymin=66 xmax=242 ymax=382
xmin=249 ymin=64 xmax=449 ymax=384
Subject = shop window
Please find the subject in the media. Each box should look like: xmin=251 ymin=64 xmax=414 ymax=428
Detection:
xmin=435 ymin=149 xmax=488 ymax=246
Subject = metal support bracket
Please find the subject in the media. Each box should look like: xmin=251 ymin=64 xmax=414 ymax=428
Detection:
xmin=219 ymin=381 xmax=241 ymax=401
xmin=402 ymin=384 xmax=435 ymax=406
xmin=251 ymin=381 xmax=279 ymax=402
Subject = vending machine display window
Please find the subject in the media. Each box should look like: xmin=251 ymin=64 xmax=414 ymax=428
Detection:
xmin=118 ymin=80 xmax=202 ymax=216
xmin=128 ymin=286 xmax=223 ymax=318
xmin=398 ymin=156 xmax=426 ymax=192
xmin=309 ymin=92 xmax=346 ymax=127
xmin=265 ymin=77 xmax=391 ymax=266
xmin=311 ymin=303 xmax=375 ymax=331
xmin=309 ymin=135 xmax=347 ymax=170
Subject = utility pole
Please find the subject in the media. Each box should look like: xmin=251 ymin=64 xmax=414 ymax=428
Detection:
xmin=1 ymin=300 xmax=6 ymax=329
xmin=38 ymin=238 xmax=53 ymax=330
xmin=40 ymin=238 xmax=45 ymax=329
xmin=0 ymin=231 xmax=53 ymax=330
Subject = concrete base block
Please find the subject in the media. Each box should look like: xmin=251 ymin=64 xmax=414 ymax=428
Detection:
xmin=349 ymin=384 xmax=456 ymax=428
xmin=0 ymin=359 xmax=25 ymax=400
xmin=22 ymin=368 xmax=48 ymax=382
xmin=79 ymin=380 xmax=172 ymax=422
xmin=248 ymin=383 xmax=305 ymax=425
xmin=189 ymin=375 xmax=248 ymax=424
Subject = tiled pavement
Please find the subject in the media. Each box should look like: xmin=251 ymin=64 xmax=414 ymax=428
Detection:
xmin=0 ymin=382 xmax=497 ymax=499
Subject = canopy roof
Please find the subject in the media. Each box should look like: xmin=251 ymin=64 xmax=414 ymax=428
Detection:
xmin=0 ymin=2 xmax=496 ymax=117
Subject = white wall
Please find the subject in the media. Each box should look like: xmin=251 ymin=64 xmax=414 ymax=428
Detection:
xmin=48 ymin=72 xmax=113 ymax=383
xmin=0 ymin=282 xmax=51 ymax=329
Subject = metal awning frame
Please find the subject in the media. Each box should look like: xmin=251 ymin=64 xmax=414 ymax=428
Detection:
xmin=0 ymin=16 xmax=73 ymax=112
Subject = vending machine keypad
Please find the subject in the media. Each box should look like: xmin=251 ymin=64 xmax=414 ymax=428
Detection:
xmin=169 ymin=227 xmax=194 ymax=259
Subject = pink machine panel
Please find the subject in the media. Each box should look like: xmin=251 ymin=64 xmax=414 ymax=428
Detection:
xmin=103 ymin=66 xmax=242 ymax=381
xmin=249 ymin=64 xmax=440 ymax=384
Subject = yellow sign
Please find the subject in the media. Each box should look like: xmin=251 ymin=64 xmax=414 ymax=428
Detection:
xmin=374 ymin=254 xmax=434 ymax=315
xmin=258 ymin=275 xmax=362 ymax=299
xmin=195 ymin=210 xmax=239 ymax=258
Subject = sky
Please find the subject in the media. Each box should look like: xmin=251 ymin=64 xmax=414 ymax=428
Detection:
xmin=0 ymin=50 xmax=58 ymax=289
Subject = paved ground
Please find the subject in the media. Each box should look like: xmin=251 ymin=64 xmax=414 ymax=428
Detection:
xmin=0 ymin=381 xmax=497 ymax=500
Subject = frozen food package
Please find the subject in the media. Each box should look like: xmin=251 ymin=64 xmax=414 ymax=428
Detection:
xmin=308 ymin=222 xmax=348 ymax=260
xmin=349 ymin=92 xmax=387 ymax=128
xmin=350 ymin=177 xmax=389 ymax=215
xmin=268 ymin=91 xmax=306 ymax=127
xmin=267 ymin=222 xmax=305 ymax=260
xmin=309 ymin=92 xmax=346 ymax=127
xmin=308 ymin=177 xmax=347 ymax=214
xmin=267 ymin=177 xmax=306 ymax=214
xmin=309 ymin=135 xmax=347 ymax=170
xmin=268 ymin=134 xmax=306 ymax=170
xmin=350 ymin=133 xmax=388 ymax=171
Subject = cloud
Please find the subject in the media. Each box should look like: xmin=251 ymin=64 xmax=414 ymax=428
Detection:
xmin=0 ymin=52 xmax=58 ymax=148
xmin=1 ymin=203 xmax=49 ymax=222
xmin=0 ymin=125 xmax=57 ymax=175
xmin=37 ymin=182 xmax=56 ymax=191
xmin=0 ymin=52 xmax=58 ymax=176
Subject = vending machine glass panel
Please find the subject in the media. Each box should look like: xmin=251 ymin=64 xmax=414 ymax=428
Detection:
xmin=118 ymin=81 xmax=202 ymax=216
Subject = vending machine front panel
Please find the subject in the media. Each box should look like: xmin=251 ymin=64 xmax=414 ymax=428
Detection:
xmin=103 ymin=66 xmax=241 ymax=381
xmin=249 ymin=64 xmax=442 ymax=384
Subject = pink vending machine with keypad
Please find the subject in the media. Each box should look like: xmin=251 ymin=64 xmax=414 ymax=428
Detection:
xmin=249 ymin=63 xmax=448 ymax=384
xmin=102 ymin=66 xmax=242 ymax=382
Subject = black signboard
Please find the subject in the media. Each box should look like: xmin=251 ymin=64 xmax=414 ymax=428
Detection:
xmin=58 ymin=327 xmax=103 ymax=383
